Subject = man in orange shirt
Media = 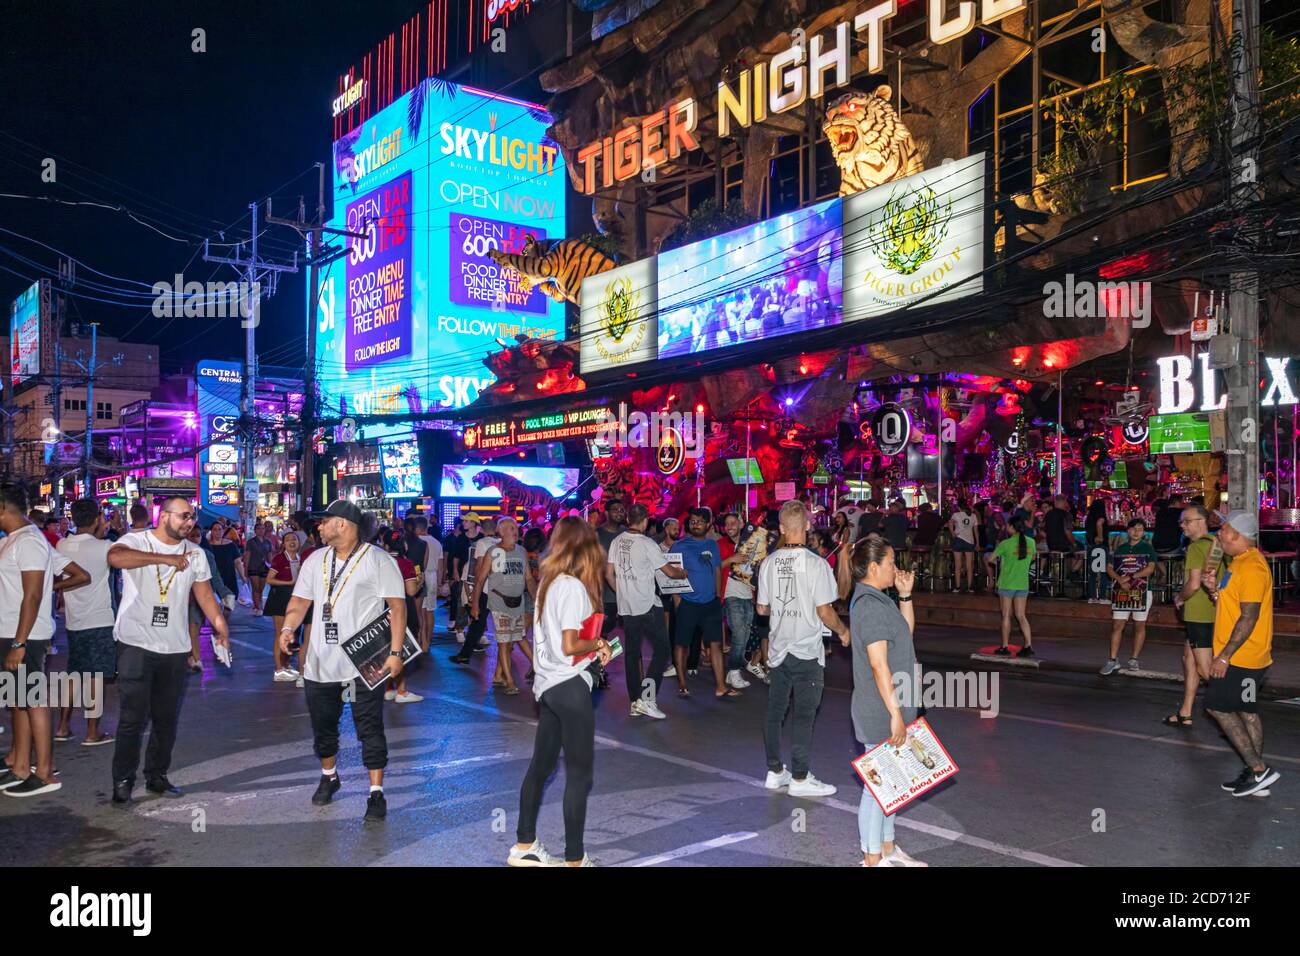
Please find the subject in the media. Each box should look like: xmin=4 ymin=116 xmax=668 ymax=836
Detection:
xmin=1204 ymin=511 xmax=1278 ymax=798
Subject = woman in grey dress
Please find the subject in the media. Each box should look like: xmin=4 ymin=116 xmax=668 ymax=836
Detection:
xmin=847 ymin=536 xmax=928 ymax=868
xmin=473 ymin=517 xmax=533 ymax=695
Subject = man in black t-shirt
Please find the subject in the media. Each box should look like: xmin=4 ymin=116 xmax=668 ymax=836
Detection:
xmin=1152 ymin=495 xmax=1185 ymax=553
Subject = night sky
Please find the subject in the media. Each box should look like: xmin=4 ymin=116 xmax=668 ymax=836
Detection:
xmin=1 ymin=0 xmax=427 ymax=374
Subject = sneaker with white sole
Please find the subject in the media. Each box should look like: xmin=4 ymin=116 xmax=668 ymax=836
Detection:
xmin=2 ymin=774 xmax=61 ymax=798
xmin=765 ymin=767 xmax=793 ymax=790
xmin=273 ymin=669 xmax=296 ymax=682
xmin=394 ymin=692 xmax=423 ymax=703
xmin=384 ymin=689 xmax=398 ymax=702
xmin=1099 ymin=659 xmax=1120 ymax=676
xmin=788 ymin=774 xmax=836 ymax=798
xmin=661 ymin=665 xmax=677 ymax=679
xmin=507 ymin=841 xmax=561 ymax=867
xmin=295 ymin=676 xmax=304 ymax=688
xmin=746 ymin=662 xmax=770 ymax=683
xmin=455 ymin=632 xmax=465 ymax=644
xmin=640 ymin=699 xmax=667 ymax=720
xmin=566 ymin=854 xmax=597 ymax=867
xmin=726 ymin=670 xmax=751 ymax=690
xmin=884 ymin=846 xmax=928 ymax=867
xmin=1125 ymin=658 xmax=1140 ymax=671
xmin=868 ymin=856 xmax=900 ymax=867
xmin=1232 ymin=766 xmax=1280 ymax=797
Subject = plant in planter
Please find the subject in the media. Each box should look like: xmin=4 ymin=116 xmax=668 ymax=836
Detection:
xmin=1040 ymin=73 xmax=1150 ymax=213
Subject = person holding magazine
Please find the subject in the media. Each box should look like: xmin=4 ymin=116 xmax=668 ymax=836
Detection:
xmin=276 ymin=500 xmax=407 ymax=823
xmin=510 ymin=516 xmax=613 ymax=868
xmin=845 ymin=536 xmax=928 ymax=867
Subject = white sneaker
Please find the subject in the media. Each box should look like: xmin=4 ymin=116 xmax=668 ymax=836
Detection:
xmin=456 ymin=632 xmax=465 ymax=644
xmin=764 ymin=767 xmax=793 ymax=790
xmin=788 ymin=774 xmax=837 ymax=798
xmin=746 ymin=661 xmax=769 ymax=682
xmin=273 ymin=669 xmax=296 ymax=682
xmin=629 ymin=700 xmax=647 ymax=718
xmin=295 ymin=676 xmax=304 ymax=688
xmin=507 ymin=841 xmax=561 ymax=867
xmin=394 ymin=692 xmax=424 ymax=703
xmin=640 ymin=699 xmax=667 ymax=720
xmin=866 ymin=856 xmax=900 ymax=867
xmin=384 ymin=689 xmax=398 ymax=702
xmin=884 ymin=845 xmax=928 ymax=867
xmin=662 ymin=665 xmax=677 ymax=678
xmin=726 ymin=669 xmax=751 ymax=690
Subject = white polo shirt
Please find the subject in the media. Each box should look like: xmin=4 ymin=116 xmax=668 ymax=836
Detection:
xmin=293 ymin=543 xmax=405 ymax=683
xmin=114 ymin=530 xmax=211 ymax=654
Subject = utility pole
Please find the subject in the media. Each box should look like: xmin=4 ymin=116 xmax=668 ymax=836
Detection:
xmin=1225 ymin=0 xmax=1261 ymax=515
xmin=266 ymin=164 xmax=365 ymax=513
xmin=204 ymin=203 xmax=298 ymax=535
xmin=83 ymin=322 xmax=98 ymax=495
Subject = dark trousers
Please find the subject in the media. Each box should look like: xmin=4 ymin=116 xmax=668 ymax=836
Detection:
xmin=622 ymin=607 xmax=670 ymax=701
xmin=112 ymin=644 xmax=191 ymax=785
xmin=450 ymin=579 xmax=463 ymax=632
xmin=303 ymin=678 xmax=388 ymax=770
xmin=465 ymin=591 xmax=489 ymax=647
xmin=517 ymin=675 xmax=595 ymax=861
xmin=763 ymin=655 xmax=825 ymax=779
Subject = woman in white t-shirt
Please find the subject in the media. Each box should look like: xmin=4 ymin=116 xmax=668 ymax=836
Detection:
xmin=509 ymin=516 xmax=612 ymax=868
xmin=949 ymin=499 xmax=980 ymax=593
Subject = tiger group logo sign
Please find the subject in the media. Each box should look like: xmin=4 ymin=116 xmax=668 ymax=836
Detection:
xmin=579 ymin=257 xmax=658 ymax=374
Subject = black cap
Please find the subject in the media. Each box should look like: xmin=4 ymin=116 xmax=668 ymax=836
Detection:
xmin=314 ymin=500 xmax=365 ymax=526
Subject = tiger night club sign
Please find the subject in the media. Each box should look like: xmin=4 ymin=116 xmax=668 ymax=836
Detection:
xmin=572 ymin=0 xmax=1025 ymax=194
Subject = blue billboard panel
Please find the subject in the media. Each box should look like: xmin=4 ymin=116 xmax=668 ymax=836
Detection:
xmin=439 ymin=463 xmax=578 ymax=500
xmin=196 ymin=360 xmax=243 ymax=523
xmin=656 ymin=198 xmax=842 ymax=359
xmin=315 ymin=82 xmax=566 ymax=434
xmin=9 ymin=281 xmax=41 ymax=387
xmin=379 ymin=434 xmax=423 ymax=497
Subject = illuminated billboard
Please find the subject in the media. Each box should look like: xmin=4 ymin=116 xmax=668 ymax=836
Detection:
xmin=197 ymin=360 xmax=242 ymax=523
xmin=842 ymin=153 xmax=985 ymax=319
xmin=379 ymin=434 xmax=423 ymax=497
xmin=579 ymin=258 xmax=658 ymax=374
xmin=9 ymin=281 xmax=41 ymax=386
xmin=657 ymin=198 xmax=841 ymax=359
xmin=314 ymin=81 xmax=566 ymax=431
xmin=439 ymin=463 xmax=578 ymax=500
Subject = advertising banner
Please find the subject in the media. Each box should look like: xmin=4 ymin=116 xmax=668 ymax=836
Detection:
xmin=851 ymin=717 xmax=959 ymax=815
xmin=579 ymin=257 xmax=658 ymax=373
xmin=315 ymin=82 xmax=566 ymax=429
xmin=438 ymin=463 xmax=578 ymax=500
xmin=9 ymin=281 xmax=41 ymax=387
xmin=196 ymin=360 xmax=242 ymax=522
xmin=842 ymin=153 xmax=985 ymax=320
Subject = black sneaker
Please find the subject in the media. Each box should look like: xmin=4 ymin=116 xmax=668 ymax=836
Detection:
xmin=112 ymin=779 xmax=133 ymax=805
xmin=364 ymin=790 xmax=387 ymax=822
xmin=0 ymin=769 xmax=23 ymax=791
xmin=145 ymin=777 xmax=183 ymax=798
xmin=993 ymin=646 xmax=1011 ymax=657
xmin=2 ymin=774 xmax=61 ymax=798
xmin=1017 ymin=646 xmax=1035 ymax=658
xmin=1232 ymin=766 xmax=1280 ymax=797
xmin=311 ymin=774 xmax=341 ymax=806
xmin=450 ymin=652 xmax=471 ymax=665
xmin=1221 ymin=767 xmax=1252 ymax=792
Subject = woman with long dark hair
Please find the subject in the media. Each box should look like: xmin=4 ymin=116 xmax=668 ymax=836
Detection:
xmin=985 ymin=517 xmax=1035 ymax=657
xmin=509 ymin=516 xmax=613 ymax=868
xmin=847 ymin=536 xmax=928 ymax=867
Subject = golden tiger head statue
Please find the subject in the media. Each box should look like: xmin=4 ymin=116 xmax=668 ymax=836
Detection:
xmin=822 ymin=86 xmax=924 ymax=197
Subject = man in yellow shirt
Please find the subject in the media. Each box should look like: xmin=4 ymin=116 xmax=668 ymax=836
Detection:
xmin=1205 ymin=511 xmax=1278 ymax=797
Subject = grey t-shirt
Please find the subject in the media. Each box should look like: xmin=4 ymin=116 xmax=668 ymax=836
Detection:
xmin=485 ymin=543 xmax=527 ymax=614
xmin=849 ymin=583 xmax=917 ymax=745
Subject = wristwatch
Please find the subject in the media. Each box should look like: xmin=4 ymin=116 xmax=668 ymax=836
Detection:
xmin=10 ymin=643 xmax=26 ymax=651
xmin=388 ymin=650 xmax=402 ymax=658
xmin=897 ymin=594 xmax=913 ymax=602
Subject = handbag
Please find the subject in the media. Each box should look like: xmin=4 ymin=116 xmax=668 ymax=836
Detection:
xmin=493 ymin=590 xmax=523 ymax=609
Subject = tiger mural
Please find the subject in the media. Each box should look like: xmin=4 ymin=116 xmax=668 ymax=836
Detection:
xmin=487 ymin=237 xmax=616 ymax=307
xmin=471 ymin=469 xmax=559 ymax=516
xmin=822 ymin=86 xmax=924 ymax=197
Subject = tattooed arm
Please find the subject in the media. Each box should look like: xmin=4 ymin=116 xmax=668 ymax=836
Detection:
xmin=1211 ymin=602 xmax=1261 ymax=678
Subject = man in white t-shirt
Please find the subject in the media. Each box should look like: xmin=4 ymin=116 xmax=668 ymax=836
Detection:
xmin=107 ymin=495 xmax=228 ymax=805
xmin=453 ymin=517 xmax=499 ymax=662
xmin=0 ymin=482 xmax=90 ymax=798
xmin=55 ymin=498 xmax=118 ymax=746
xmin=756 ymin=500 xmax=848 ymax=799
xmin=414 ymin=515 xmax=443 ymax=650
xmin=607 ymin=504 xmax=687 ymax=719
xmin=278 ymin=500 xmax=406 ymax=822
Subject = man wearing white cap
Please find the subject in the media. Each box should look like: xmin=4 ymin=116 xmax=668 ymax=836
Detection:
xmin=1204 ymin=510 xmax=1279 ymax=797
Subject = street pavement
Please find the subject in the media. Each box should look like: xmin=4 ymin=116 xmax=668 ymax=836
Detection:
xmin=1 ymin=605 xmax=1297 ymax=867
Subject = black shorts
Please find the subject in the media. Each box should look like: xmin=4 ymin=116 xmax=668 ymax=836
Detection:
xmin=0 ymin=637 xmax=48 ymax=673
xmin=66 ymin=626 xmax=118 ymax=677
xmin=1184 ymin=621 xmax=1214 ymax=650
xmin=1206 ymin=665 xmax=1268 ymax=713
xmin=674 ymin=597 xmax=723 ymax=647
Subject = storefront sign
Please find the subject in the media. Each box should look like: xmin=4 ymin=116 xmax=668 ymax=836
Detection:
xmin=871 ymin=403 xmax=911 ymax=456
xmin=332 ymin=73 xmax=367 ymax=117
xmin=141 ymin=477 xmax=198 ymax=494
xmin=96 ymin=476 xmax=123 ymax=497
xmin=579 ymin=258 xmax=658 ymax=373
xmin=464 ymin=406 xmax=612 ymax=451
xmin=656 ymin=426 xmax=685 ymax=475
xmin=1261 ymin=356 xmax=1298 ymax=407
xmin=1156 ymin=352 xmax=1227 ymax=414
xmin=203 ymin=462 xmax=239 ymax=475
xmin=572 ymin=0 xmax=1024 ymax=193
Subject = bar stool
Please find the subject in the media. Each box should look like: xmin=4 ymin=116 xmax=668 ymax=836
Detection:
xmin=1151 ymin=552 xmax=1184 ymax=605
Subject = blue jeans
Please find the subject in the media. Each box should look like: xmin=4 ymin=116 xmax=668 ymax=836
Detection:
xmin=723 ymin=597 xmax=754 ymax=673
xmin=858 ymin=785 xmax=895 ymax=855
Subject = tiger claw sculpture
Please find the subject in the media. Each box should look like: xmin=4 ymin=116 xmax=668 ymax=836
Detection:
xmin=486 ymin=235 xmax=616 ymax=307
xmin=823 ymin=86 xmax=924 ymax=197
xmin=475 ymin=334 xmax=585 ymax=404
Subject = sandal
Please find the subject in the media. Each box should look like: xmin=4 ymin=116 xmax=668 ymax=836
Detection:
xmin=504 ymin=686 xmax=520 ymax=696
xmin=677 ymin=687 xmax=691 ymax=698
xmin=715 ymin=688 xmax=742 ymax=698
xmin=1162 ymin=713 xmax=1193 ymax=727
xmin=492 ymin=678 xmax=506 ymax=687
xmin=54 ymin=732 xmax=75 ymax=742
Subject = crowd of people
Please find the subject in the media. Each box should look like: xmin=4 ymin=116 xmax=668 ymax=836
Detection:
xmin=0 ymin=479 xmax=1281 ymax=864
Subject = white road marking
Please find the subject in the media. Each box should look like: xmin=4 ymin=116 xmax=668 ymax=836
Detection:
xmin=424 ymin=692 xmax=1082 ymax=867
xmin=622 ymin=832 xmax=759 ymax=866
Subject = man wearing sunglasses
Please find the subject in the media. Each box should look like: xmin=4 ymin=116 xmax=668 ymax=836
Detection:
xmin=107 ymin=496 xmax=229 ymax=805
